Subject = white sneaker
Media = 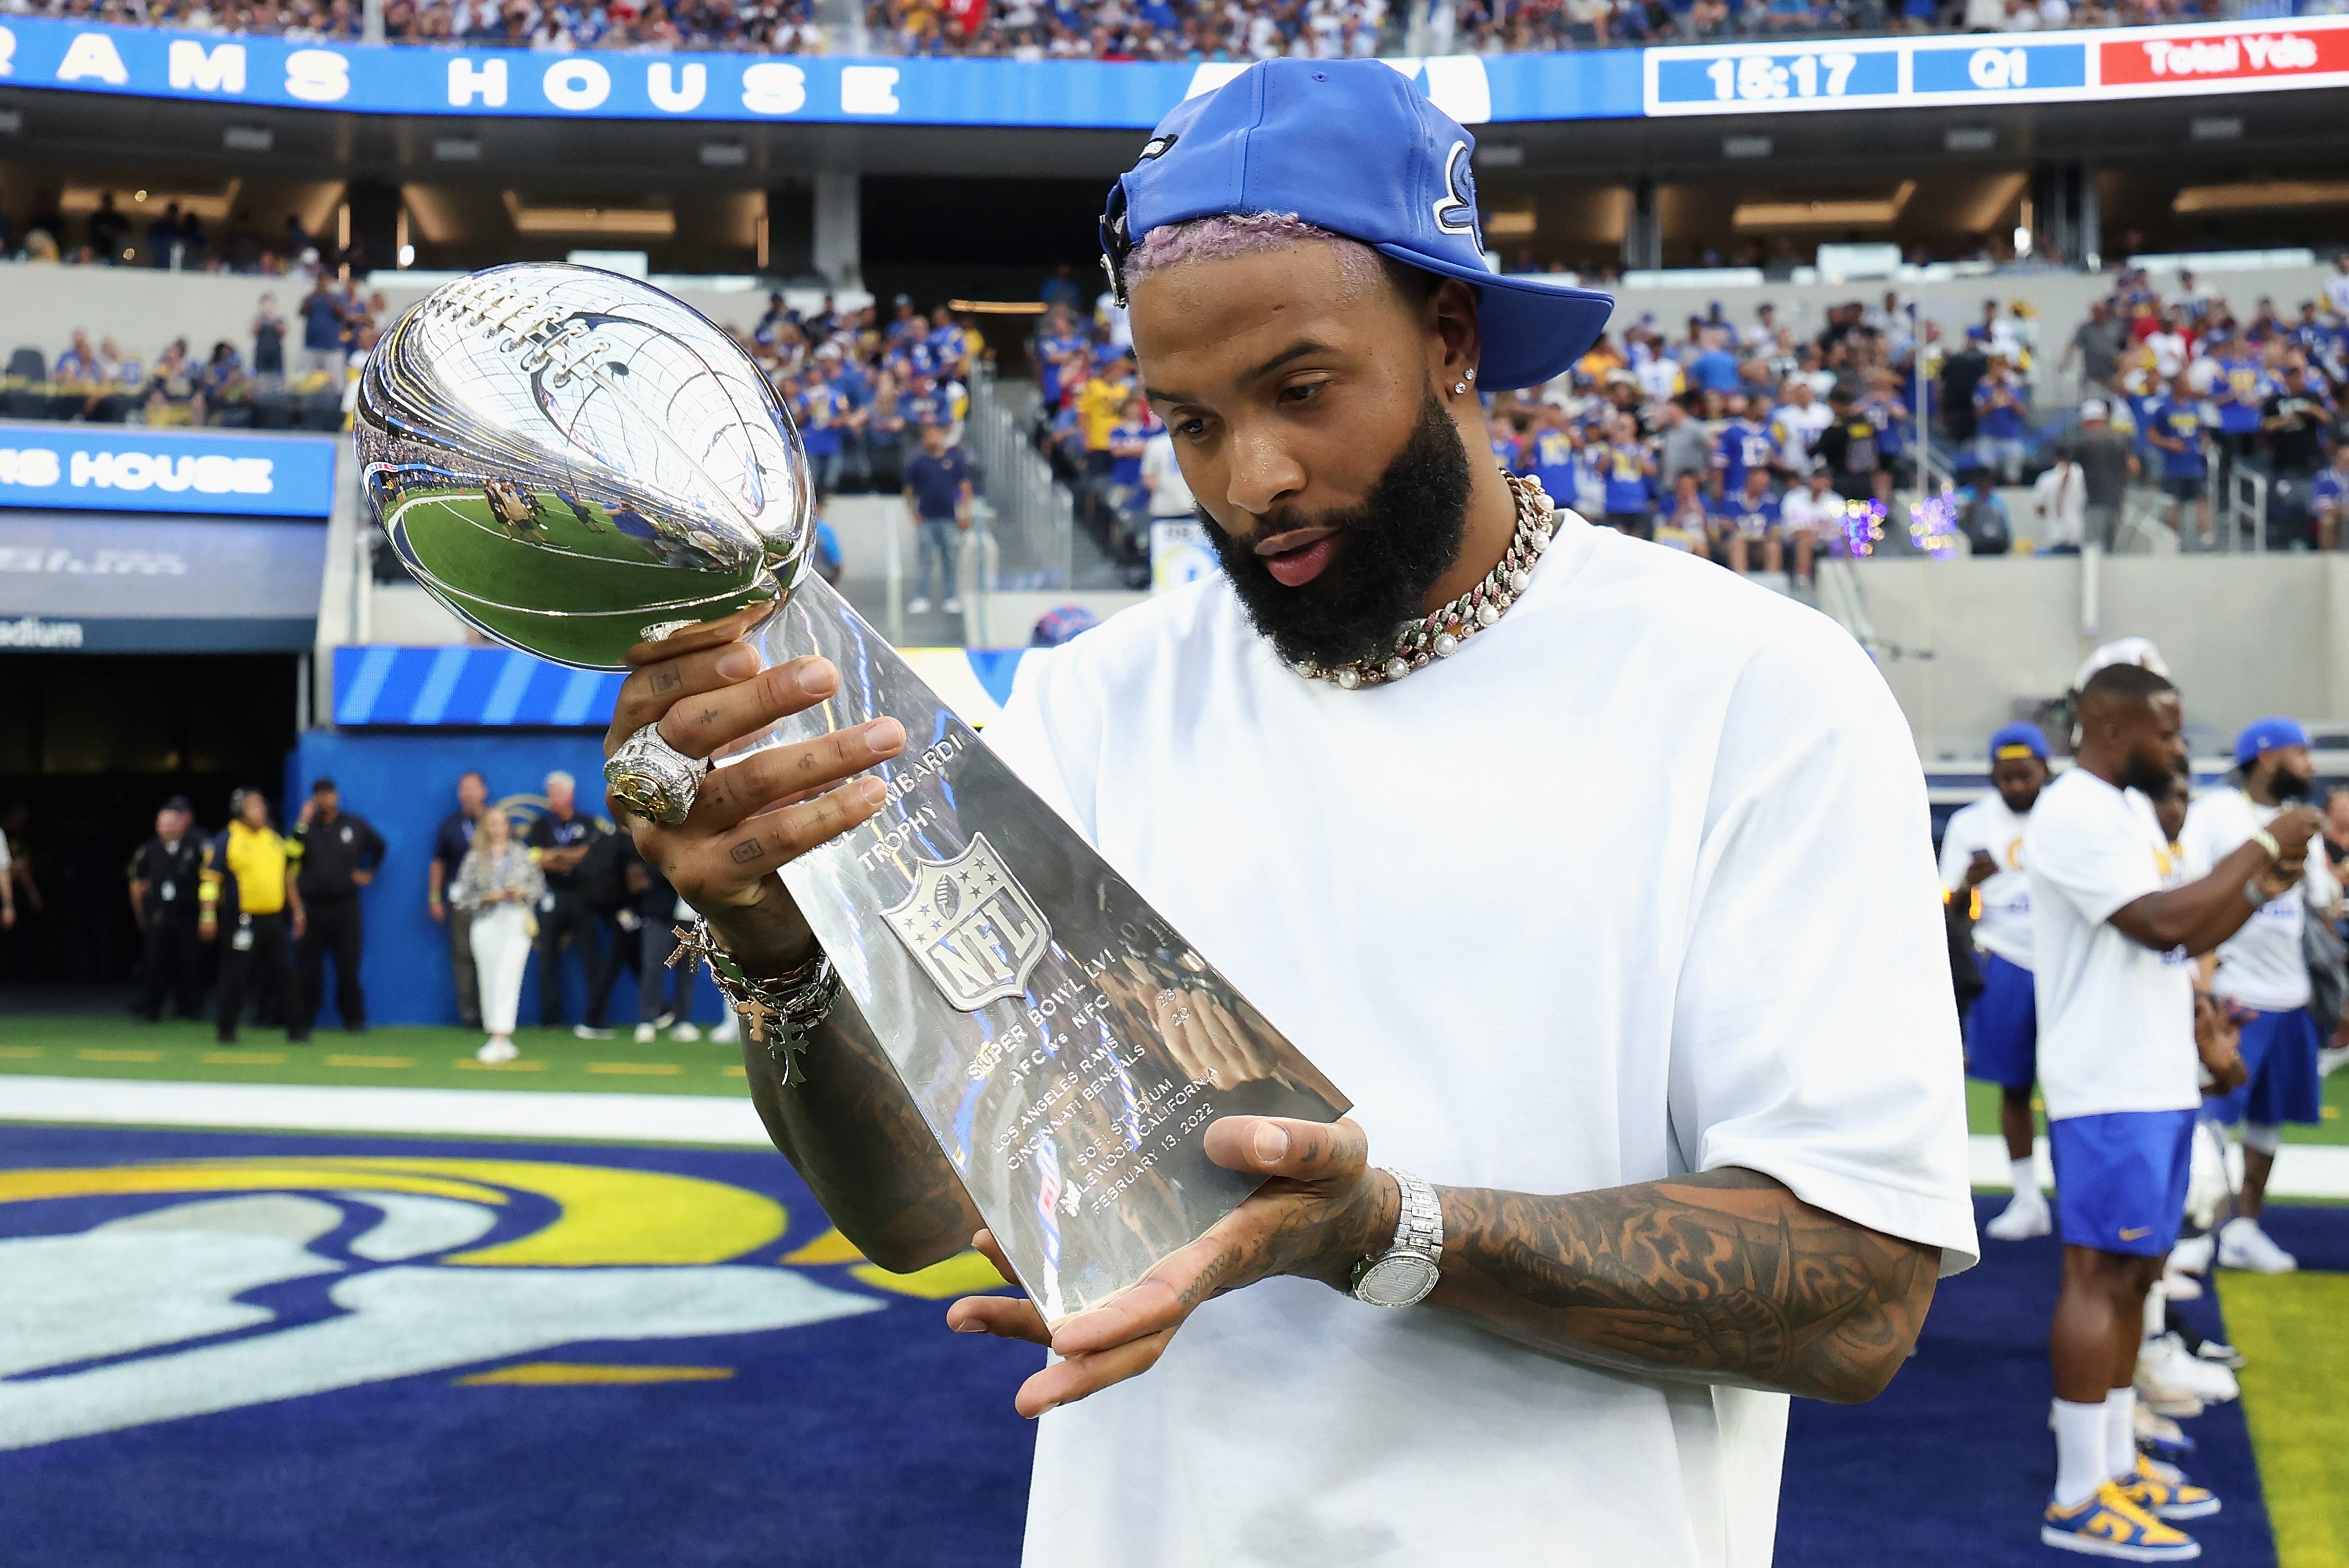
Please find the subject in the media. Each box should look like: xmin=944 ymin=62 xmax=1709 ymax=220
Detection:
xmin=573 ymin=1023 xmax=615 ymax=1040
xmin=2318 ymin=1044 xmax=2349 ymax=1079
xmin=2134 ymin=1338 xmax=2209 ymax=1419
xmin=2163 ymin=1270 xmax=2203 ymax=1301
xmin=670 ymin=1022 xmax=703 ymax=1042
xmin=634 ymin=1022 xmax=656 ymax=1044
xmin=2143 ymin=1334 xmax=2239 ymax=1404
xmin=1984 ymin=1192 xmax=2052 ymax=1240
xmin=2218 ymin=1216 xmax=2297 ymax=1275
xmin=2170 ymin=1232 xmax=2215 ymax=1276
xmin=908 ymin=597 xmax=931 ymax=614
xmin=943 ymin=597 xmax=962 ymax=613
xmin=2194 ymin=1337 xmax=2245 ymax=1370
xmin=2133 ymin=1403 xmax=2190 ymax=1450
xmin=476 ymin=1036 xmax=519 ymax=1064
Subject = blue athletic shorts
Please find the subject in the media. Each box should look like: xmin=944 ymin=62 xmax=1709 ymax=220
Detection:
xmin=2049 ymin=1108 xmax=2196 ymax=1257
xmin=1963 ymin=950 xmax=2036 ymax=1091
xmin=2206 ymin=1005 xmax=2325 ymax=1127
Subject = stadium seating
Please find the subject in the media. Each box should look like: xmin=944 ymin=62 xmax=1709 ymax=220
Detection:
xmin=0 ymin=0 xmax=2285 ymax=58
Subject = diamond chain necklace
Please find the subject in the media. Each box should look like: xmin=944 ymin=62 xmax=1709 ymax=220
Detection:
xmin=1291 ymin=470 xmax=1558 ymax=691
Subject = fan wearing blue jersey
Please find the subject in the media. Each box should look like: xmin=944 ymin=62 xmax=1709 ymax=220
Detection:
xmin=1519 ymin=407 xmax=1580 ymax=506
xmin=1940 ymin=723 xmax=2051 ymax=1241
xmin=1597 ymin=410 xmax=1657 ymax=538
xmin=2146 ymin=374 xmax=2212 ymax=545
xmin=2026 ymin=665 xmax=2317 ymax=1560
xmin=2177 ymin=717 xmax=2339 ymax=1275
xmin=1709 ymin=396 xmax=1777 ymax=502
xmin=1711 ymin=464 xmax=1794 ymax=577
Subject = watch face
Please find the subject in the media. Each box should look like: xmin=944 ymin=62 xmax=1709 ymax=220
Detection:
xmin=1356 ymin=1253 xmax=1439 ymax=1309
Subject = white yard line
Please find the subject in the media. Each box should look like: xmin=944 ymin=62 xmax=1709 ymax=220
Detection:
xmin=4 ymin=1079 xmax=2346 ymax=1196
xmin=0 ymin=1076 xmax=769 ymax=1146
xmin=1969 ymin=1133 xmax=2349 ymax=1200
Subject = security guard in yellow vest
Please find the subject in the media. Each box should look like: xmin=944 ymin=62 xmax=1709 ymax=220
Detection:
xmin=199 ymin=787 xmax=310 ymax=1044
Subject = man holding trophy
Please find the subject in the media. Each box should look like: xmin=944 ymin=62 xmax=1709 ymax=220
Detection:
xmin=360 ymin=59 xmax=1973 ymax=1567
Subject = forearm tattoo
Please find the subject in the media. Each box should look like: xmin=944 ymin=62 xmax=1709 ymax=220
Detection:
xmin=742 ymin=993 xmax=980 ymax=1274
xmin=1435 ymin=1169 xmax=1937 ymax=1403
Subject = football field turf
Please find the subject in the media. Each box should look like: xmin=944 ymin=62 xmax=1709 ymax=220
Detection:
xmin=5 ymin=1016 xmax=2348 ymax=1565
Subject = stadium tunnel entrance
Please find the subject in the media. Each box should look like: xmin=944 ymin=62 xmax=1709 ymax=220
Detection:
xmin=0 ymin=650 xmax=303 ymax=997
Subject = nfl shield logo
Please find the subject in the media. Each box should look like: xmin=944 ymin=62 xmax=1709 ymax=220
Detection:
xmin=881 ymin=834 xmax=1052 ymax=1012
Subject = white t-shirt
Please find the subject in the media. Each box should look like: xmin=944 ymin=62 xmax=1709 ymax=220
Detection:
xmin=2178 ymin=788 xmax=2335 ymax=1012
xmin=1769 ymin=400 xmax=1832 ymax=473
xmin=2023 ymin=769 xmax=2197 ymax=1122
xmin=1778 ymin=485 xmax=1843 ymax=541
xmin=1939 ymin=792 xmax=2034 ymax=968
xmin=2324 ymin=269 xmax=2349 ymax=322
xmin=1139 ymin=431 xmax=1195 ymax=519
xmin=983 ymin=514 xmax=1977 ymax=1568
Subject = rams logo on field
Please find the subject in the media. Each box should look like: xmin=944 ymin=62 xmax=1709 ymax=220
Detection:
xmin=0 ymin=1156 xmax=1001 ymax=1453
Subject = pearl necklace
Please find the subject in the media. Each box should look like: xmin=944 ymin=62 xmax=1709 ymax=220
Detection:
xmin=1292 ymin=470 xmax=1558 ymax=691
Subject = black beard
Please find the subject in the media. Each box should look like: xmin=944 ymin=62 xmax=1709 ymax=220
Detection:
xmin=2120 ymin=752 xmax=2176 ymax=799
xmin=1200 ymin=385 xmax=1473 ymax=670
xmin=2270 ymin=768 xmax=2313 ymax=803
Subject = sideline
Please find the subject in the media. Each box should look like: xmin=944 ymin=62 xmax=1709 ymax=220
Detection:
xmin=5 ymin=1078 xmax=2348 ymax=1194
xmin=1968 ymin=1133 xmax=2349 ymax=1201
xmin=0 ymin=1075 xmax=769 ymax=1146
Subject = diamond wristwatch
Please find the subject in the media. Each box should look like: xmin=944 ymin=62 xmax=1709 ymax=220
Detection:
xmin=1349 ymin=1167 xmax=1445 ymax=1308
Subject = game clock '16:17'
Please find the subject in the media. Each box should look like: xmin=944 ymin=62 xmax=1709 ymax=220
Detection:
xmin=1648 ymin=44 xmax=1903 ymax=111
xmin=1708 ymin=51 xmax=1862 ymax=101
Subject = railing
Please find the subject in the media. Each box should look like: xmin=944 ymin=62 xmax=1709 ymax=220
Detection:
xmin=2215 ymin=464 xmax=2269 ymax=554
xmin=966 ymin=363 xmax=1075 ymax=595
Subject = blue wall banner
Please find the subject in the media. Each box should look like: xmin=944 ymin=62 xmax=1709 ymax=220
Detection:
xmin=334 ymin=643 xmax=1028 ymax=728
xmin=290 ymin=728 xmax=730 ymax=1027
xmin=2 ymin=15 xmax=2340 ymax=128
xmin=0 ymin=421 xmax=340 ymax=519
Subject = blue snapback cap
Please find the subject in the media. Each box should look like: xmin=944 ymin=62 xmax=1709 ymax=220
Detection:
xmin=1099 ymin=59 xmax=1615 ymax=392
xmin=1989 ymin=722 xmax=2047 ymax=762
xmin=2235 ymin=716 xmax=2309 ymax=765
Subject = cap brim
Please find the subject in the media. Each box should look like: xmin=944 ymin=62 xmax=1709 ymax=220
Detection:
xmin=1377 ymin=245 xmax=1616 ymax=392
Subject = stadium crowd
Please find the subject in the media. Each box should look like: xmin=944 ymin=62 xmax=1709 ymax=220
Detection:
xmin=3 ymin=0 xmax=2330 ymax=57
xmin=1024 ymin=253 xmax=2349 ymax=582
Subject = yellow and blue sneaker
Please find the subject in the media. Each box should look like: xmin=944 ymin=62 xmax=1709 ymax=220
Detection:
xmin=2042 ymin=1481 xmax=2201 ymax=1560
xmin=2120 ymin=1454 xmax=2221 ymax=1522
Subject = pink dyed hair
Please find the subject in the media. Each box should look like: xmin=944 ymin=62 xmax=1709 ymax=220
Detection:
xmin=1124 ymin=211 xmax=1390 ymax=299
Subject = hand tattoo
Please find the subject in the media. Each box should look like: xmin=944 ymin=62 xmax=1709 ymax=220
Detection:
xmin=1436 ymin=1169 xmax=1937 ymax=1403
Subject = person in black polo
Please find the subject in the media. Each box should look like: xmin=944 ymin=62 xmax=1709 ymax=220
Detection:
xmin=526 ymin=770 xmax=611 ymax=1038
xmin=292 ymin=777 xmax=386 ymax=1033
xmin=129 ymin=794 xmax=206 ymax=1022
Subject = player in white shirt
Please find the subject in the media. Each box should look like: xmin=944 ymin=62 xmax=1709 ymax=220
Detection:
xmin=2177 ymin=717 xmax=2338 ymax=1274
xmin=598 ymin=60 xmax=1976 ymax=1567
xmin=1939 ymin=723 xmax=2051 ymax=1240
xmin=2024 ymin=663 xmax=2317 ymax=1561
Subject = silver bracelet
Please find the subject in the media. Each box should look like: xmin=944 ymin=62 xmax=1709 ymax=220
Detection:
xmin=667 ymin=919 xmax=840 ymax=1085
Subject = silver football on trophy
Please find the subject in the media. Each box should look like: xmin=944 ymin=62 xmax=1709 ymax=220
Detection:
xmin=353 ymin=263 xmax=811 ymax=670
